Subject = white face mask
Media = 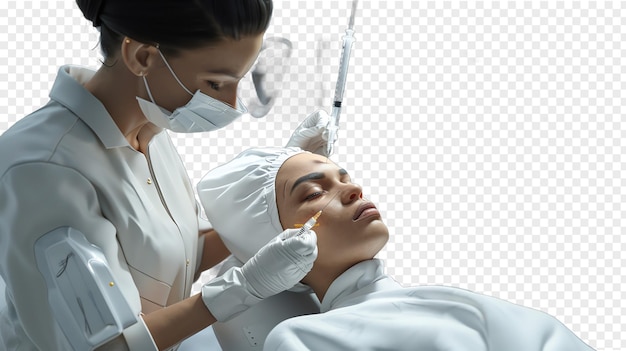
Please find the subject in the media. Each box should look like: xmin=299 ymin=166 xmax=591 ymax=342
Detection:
xmin=137 ymin=50 xmax=248 ymax=133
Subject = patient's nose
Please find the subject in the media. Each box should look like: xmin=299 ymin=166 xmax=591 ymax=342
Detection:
xmin=342 ymin=183 xmax=363 ymax=204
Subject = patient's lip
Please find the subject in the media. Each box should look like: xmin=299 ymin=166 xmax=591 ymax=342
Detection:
xmin=353 ymin=202 xmax=379 ymax=221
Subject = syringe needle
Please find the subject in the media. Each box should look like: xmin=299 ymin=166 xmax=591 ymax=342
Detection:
xmin=349 ymin=0 xmax=358 ymax=29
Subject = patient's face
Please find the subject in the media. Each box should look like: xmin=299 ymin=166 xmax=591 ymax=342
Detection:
xmin=275 ymin=153 xmax=389 ymax=272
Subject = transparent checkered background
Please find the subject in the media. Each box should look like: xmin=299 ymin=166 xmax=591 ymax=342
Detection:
xmin=1 ymin=1 xmax=623 ymax=349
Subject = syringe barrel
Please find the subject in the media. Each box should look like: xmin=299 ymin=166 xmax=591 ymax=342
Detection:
xmin=333 ymin=28 xmax=355 ymax=104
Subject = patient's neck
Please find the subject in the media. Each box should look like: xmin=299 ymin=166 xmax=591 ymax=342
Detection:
xmin=302 ymin=272 xmax=338 ymax=302
xmin=302 ymin=262 xmax=354 ymax=302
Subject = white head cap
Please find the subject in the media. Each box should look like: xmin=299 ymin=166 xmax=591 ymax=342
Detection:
xmin=198 ymin=147 xmax=308 ymax=263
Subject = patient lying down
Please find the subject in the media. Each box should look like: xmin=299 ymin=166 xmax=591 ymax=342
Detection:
xmin=198 ymin=147 xmax=594 ymax=351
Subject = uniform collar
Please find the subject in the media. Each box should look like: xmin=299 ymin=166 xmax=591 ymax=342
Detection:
xmin=49 ymin=65 xmax=132 ymax=149
xmin=320 ymin=259 xmax=400 ymax=312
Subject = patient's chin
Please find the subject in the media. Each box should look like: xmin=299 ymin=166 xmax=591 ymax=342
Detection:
xmin=367 ymin=220 xmax=389 ymax=240
xmin=360 ymin=225 xmax=389 ymax=258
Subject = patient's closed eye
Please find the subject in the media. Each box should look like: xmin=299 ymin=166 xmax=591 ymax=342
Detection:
xmin=305 ymin=191 xmax=325 ymax=201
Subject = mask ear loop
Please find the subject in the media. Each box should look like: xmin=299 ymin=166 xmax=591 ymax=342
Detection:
xmin=142 ymin=75 xmax=156 ymax=104
xmin=155 ymin=45 xmax=194 ymax=96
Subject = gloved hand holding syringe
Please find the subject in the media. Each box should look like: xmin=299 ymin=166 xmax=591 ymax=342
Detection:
xmin=285 ymin=1 xmax=358 ymax=157
xmin=326 ymin=0 xmax=358 ymax=157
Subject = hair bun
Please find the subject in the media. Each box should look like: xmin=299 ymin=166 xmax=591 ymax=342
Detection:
xmin=76 ymin=0 xmax=105 ymax=27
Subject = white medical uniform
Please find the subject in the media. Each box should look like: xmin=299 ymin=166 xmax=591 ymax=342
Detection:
xmin=264 ymin=259 xmax=595 ymax=351
xmin=0 ymin=66 xmax=200 ymax=350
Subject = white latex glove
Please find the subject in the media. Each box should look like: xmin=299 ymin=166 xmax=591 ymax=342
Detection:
xmin=286 ymin=109 xmax=336 ymax=156
xmin=201 ymin=228 xmax=317 ymax=321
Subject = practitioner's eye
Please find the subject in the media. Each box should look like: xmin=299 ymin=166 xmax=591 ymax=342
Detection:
xmin=206 ymin=81 xmax=221 ymax=91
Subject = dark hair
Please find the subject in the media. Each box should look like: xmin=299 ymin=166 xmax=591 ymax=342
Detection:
xmin=76 ymin=0 xmax=273 ymax=58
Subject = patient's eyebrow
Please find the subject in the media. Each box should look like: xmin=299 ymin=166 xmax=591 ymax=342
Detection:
xmin=290 ymin=172 xmax=325 ymax=194
xmin=289 ymin=168 xmax=349 ymax=195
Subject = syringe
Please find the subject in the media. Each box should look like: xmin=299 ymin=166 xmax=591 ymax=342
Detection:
xmin=294 ymin=192 xmax=340 ymax=235
xmin=326 ymin=0 xmax=358 ymax=157
xmin=296 ymin=210 xmax=322 ymax=236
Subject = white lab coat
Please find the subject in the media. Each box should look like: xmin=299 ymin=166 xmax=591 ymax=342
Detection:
xmin=0 ymin=66 xmax=201 ymax=350
xmin=264 ymin=259 xmax=595 ymax=351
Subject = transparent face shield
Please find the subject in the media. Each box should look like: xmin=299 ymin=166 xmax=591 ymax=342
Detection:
xmin=239 ymin=37 xmax=293 ymax=118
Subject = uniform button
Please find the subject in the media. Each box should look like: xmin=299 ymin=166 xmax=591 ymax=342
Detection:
xmin=147 ymin=178 xmax=153 ymax=184
xmin=186 ymin=259 xmax=190 ymax=267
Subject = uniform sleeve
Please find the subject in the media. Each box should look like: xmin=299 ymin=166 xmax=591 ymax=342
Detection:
xmin=0 ymin=162 xmax=157 ymax=350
